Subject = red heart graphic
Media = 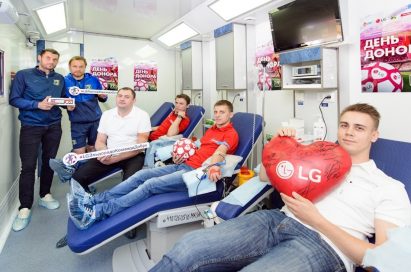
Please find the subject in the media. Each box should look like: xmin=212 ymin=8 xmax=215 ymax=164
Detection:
xmin=262 ymin=136 xmax=351 ymax=202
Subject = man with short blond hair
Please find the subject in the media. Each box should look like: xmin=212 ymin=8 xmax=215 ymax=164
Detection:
xmin=49 ymin=55 xmax=108 ymax=182
xmin=64 ymin=55 xmax=107 ymax=154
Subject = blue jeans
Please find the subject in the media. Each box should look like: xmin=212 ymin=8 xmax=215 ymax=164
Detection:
xmin=150 ymin=210 xmax=346 ymax=272
xmin=144 ymin=138 xmax=176 ymax=168
xmin=93 ymin=163 xmax=194 ymax=219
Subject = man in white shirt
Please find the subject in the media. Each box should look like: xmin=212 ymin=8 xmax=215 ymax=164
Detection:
xmin=71 ymin=87 xmax=151 ymax=190
xmin=151 ymin=103 xmax=411 ymax=272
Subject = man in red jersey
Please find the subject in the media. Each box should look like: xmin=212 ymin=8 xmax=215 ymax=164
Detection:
xmin=68 ymin=100 xmax=239 ymax=230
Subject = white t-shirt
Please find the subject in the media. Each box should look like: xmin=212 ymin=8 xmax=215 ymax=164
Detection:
xmin=283 ymin=160 xmax=411 ymax=272
xmin=98 ymin=106 xmax=151 ymax=149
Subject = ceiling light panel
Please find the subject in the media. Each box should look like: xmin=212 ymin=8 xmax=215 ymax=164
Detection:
xmin=35 ymin=2 xmax=67 ymax=35
xmin=158 ymin=23 xmax=198 ymax=47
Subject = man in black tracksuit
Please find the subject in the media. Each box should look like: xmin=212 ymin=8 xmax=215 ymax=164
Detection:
xmin=9 ymin=48 xmax=74 ymax=231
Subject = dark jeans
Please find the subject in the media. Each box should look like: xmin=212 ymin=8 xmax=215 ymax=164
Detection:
xmin=19 ymin=123 xmax=62 ymax=209
xmin=72 ymin=153 xmax=145 ymax=189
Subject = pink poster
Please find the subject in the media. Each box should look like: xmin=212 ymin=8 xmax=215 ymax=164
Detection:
xmin=90 ymin=57 xmax=118 ymax=90
xmin=134 ymin=62 xmax=158 ymax=92
xmin=255 ymin=41 xmax=281 ymax=90
xmin=360 ymin=5 xmax=411 ymax=92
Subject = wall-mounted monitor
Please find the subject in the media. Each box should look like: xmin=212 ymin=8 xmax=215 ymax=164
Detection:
xmin=269 ymin=0 xmax=343 ymax=53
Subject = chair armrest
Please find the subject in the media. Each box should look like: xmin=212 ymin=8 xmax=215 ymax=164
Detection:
xmin=215 ymin=177 xmax=273 ymax=220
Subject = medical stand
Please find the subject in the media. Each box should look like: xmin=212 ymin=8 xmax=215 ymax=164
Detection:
xmin=261 ymin=60 xmax=268 ymax=145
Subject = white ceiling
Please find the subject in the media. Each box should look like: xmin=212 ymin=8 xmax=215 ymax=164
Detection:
xmin=12 ymin=0 xmax=207 ymax=39
xmin=10 ymin=0 xmax=290 ymax=45
xmin=68 ymin=0 xmax=207 ymax=39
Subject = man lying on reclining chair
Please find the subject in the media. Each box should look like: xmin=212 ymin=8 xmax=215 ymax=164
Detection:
xmin=68 ymin=100 xmax=239 ymax=230
xmin=151 ymin=103 xmax=411 ymax=272
xmin=144 ymin=94 xmax=191 ymax=168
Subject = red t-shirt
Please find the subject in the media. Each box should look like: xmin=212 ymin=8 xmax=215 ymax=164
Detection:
xmin=149 ymin=113 xmax=190 ymax=141
xmin=185 ymin=123 xmax=239 ymax=169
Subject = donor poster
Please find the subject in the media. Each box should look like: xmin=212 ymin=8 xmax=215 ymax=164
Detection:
xmin=360 ymin=4 xmax=411 ymax=92
xmin=255 ymin=41 xmax=281 ymax=91
xmin=90 ymin=58 xmax=118 ymax=90
xmin=134 ymin=62 xmax=158 ymax=92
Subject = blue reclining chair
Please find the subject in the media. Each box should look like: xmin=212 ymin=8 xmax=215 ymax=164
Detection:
xmin=181 ymin=104 xmax=205 ymax=138
xmin=150 ymin=102 xmax=174 ymax=128
xmin=369 ymin=138 xmax=411 ymax=199
xmin=356 ymin=138 xmax=411 ymax=272
xmin=215 ymin=137 xmax=411 ymax=272
xmin=66 ymin=112 xmax=263 ymax=270
xmin=87 ymin=103 xmax=205 ymax=186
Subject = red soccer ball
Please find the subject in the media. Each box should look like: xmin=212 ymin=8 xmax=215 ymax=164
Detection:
xmin=361 ymin=62 xmax=403 ymax=92
xmin=172 ymin=138 xmax=197 ymax=160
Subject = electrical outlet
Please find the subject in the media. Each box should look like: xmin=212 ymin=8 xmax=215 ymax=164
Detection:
xmin=239 ymin=94 xmax=245 ymax=102
xmin=326 ymin=92 xmax=336 ymax=103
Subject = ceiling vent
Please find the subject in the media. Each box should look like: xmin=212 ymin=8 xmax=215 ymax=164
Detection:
xmin=26 ymin=30 xmax=40 ymax=47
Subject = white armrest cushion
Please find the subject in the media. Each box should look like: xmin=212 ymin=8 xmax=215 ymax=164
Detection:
xmin=183 ymin=155 xmax=243 ymax=197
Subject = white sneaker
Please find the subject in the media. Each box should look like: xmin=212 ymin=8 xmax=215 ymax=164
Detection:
xmin=39 ymin=194 xmax=60 ymax=210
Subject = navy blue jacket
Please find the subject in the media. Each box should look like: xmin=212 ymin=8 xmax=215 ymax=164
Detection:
xmin=65 ymin=73 xmax=107 ymax=123
xmin=9 ymin=67 xmax=65 ymax=126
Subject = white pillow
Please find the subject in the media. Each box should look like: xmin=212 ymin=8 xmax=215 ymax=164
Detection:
xmin=182 ymin=154 xmax=243 ymax=197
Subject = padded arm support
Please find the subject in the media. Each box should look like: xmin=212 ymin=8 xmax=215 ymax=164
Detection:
xmin=216 ymin=177 xmax=273 ymax=221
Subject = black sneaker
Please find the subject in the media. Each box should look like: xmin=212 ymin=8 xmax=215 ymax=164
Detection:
xmin=56 ymin=235 xmax=68 ymax=248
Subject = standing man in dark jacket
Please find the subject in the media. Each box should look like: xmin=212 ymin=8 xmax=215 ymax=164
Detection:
xmin=64 ymin=56 xmax=107 ymax=154
xmin=9 ymin=48 xmax=72 ymax=231
xmin=49 ymin=56 xmax=107 ymax=183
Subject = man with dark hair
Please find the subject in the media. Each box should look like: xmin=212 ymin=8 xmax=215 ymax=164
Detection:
xmin=71 ymin=87 xmax=150 ymax=190
xmin=68 ymin=100 xmax=239 ymax=230
xmin=151 ymin=103 xmax=411 ymax=272
xmin=149 ymin=94 xmax=191 ymax=141
xmin=9 ymin=48 xmax=73 ymax=231
xmin=49 ymin=56 xmax=108 ymax=182
xmin=144 ymin=94 xmax=191 ymax=167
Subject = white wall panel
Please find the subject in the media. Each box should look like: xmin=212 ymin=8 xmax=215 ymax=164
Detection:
xmin=0 ymin=24 xmax=36 ymax=252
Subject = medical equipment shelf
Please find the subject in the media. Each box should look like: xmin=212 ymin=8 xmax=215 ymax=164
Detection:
xmin=280 ymin=47 xmax=338 ymax=89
